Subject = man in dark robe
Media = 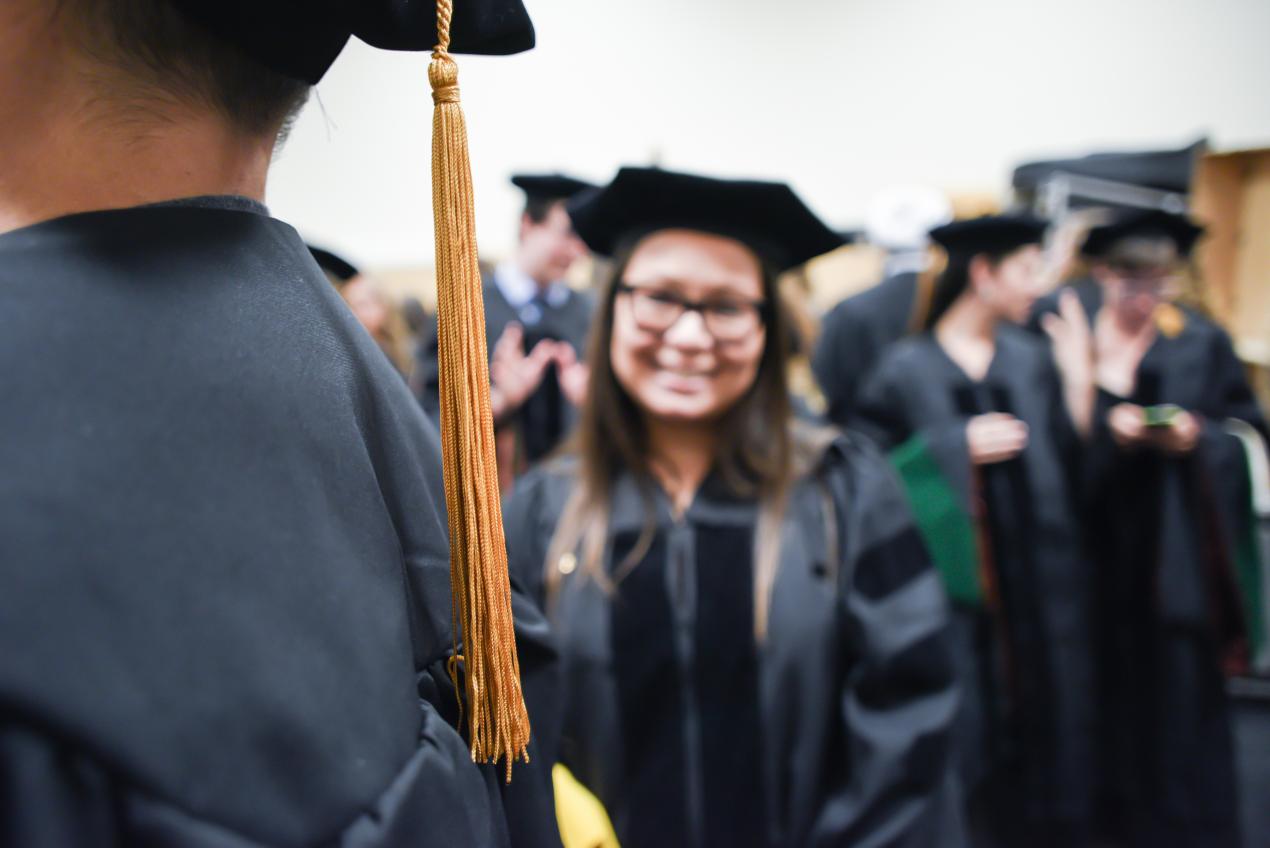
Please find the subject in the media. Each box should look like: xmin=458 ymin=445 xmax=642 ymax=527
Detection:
xmin=1032 ymin=209 xmax=1266 ymax=848
xmin=0 ymin=2 xmax=559 ymax=846
xmin=812 ymin=185 xmax=951 ymax=427
xmin=417 ymin=174 xmax=594 ymax=476
xmin=813 ymin=271 xmax=922 ymax=427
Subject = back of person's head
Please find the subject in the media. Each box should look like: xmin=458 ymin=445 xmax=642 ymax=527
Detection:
xmin=58 ymin=0 xmax=310 ymax=139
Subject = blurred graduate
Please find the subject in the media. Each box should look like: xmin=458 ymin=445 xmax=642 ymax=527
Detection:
xmin=504 ymin=167 xmax=964 ymax=848
xmin=417 ymin=173 xmax=594 ymax=484
xmin=1033 ymin=209 xmax=1268 ymax=848
xmin=853 ymin=216 xmax=1099 ymax=846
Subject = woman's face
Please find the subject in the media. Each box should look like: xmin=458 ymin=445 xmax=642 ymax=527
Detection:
xmin=610 ymin=229 xmax=767 ymax=424
xmin=978 ymin=244 xmax=1045 ymax=324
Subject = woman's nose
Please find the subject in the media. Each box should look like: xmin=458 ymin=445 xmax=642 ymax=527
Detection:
xmin=661 ymin=307 xmax=714 ymax=349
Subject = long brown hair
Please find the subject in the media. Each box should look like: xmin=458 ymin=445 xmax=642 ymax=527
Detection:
xmin=543 ymin=234 xmax=835 ymax=638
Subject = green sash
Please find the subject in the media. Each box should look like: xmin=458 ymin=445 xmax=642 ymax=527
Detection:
xmin=1225 ymin=419 xmax=1269 ymax=671
xmin=889 ymin=435 xmax=983 ymax=606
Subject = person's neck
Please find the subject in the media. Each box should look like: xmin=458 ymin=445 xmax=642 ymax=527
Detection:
xmin=934 ymin=295 xmax=998 ymax=380
xmin=0 ymin=52 xmax=273 ymax=234
xmin=645 ymin=418 xmax=716 ymax=518
xmin=513 ymin=254 xmax=556 ymax=293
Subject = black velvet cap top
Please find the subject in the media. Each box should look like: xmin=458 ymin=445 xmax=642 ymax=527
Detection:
xmin=511 ymin=174 xmax=596 ymax=202
xmin=566 ymin=167 xmax=845 ymax=272
xmin=165 ymin=0 xmax=536 ymax=84
xmin=928 ymin=215 xmax=1048 ymax=259
xmin=308 ymin=246 xmax=360 ymax=282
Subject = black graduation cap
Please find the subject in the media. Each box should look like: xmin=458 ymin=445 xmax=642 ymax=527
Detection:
xmin=510 ymin=174 xmax=597 ymax=202
xmin=1081 ymin=209 xmax=1204 ymax=260
xmin=567 ymin=167 xmax=846 ymax=272
xmin=308 ymin=245 xmax=360 ymax=283
xmin=928 ymin=215 xmax=1047 ymax=258
xmin=165 ymin=0 xmax=535 ymax=84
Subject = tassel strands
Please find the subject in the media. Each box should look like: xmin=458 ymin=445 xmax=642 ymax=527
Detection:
xmin=429 ymin=0 xmax=531 ymax=781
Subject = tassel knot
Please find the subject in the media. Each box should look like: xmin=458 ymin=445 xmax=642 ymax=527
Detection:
xmin=431 ymin=82 xmax=461 ymax=105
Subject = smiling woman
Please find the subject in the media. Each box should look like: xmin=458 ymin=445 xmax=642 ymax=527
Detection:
xmin=612 ymin=231 xmax=771 ymax=439
xmin=502 ymin=166 xmax=964 ymax=848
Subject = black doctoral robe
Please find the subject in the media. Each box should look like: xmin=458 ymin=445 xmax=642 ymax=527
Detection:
xmin=504 ymin=432 xmax=964 ymax=848
xmin=1031 ymin=283 xmax=1266 ymax=848
xmin=0 ymin=199 xmax=559 ymax=848
xmin=416 ymin=276 xmax=593 ymax=464
xmin=812 ymin=272 xmax=918 ymax=427
xmin=853 ymin=327 xmax=1096 ymax=843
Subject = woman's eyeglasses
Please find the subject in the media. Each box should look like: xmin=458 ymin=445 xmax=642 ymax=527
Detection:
xmin=616 ymin=283 xmax=767 ymax=341
xmin=1107 ymin=269 xmax=1184 ymax=302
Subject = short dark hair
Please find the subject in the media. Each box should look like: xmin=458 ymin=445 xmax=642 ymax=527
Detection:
xmin=924 ymin=246 xmax=1027 ymax=331
xmin=522 ymin=197 xmax=563 ymax=225
xmin=62 ymin=0 xmax=311 ymax=138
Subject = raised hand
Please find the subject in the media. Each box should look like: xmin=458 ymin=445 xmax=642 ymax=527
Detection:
xmin=552 ymin=342 xmax=590 ymax=409
xmin=489 ymin=323 xmax=555 ymax=424
xmin=1042 ymin=290 xmax=1095 ymax=435
xmin=1149 ymin=409 xmax=1201 ymax=456
xmin=1106 ymin=402 xmax=1148 ymax=450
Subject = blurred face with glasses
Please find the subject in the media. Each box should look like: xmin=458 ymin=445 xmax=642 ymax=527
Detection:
xmin=1094 ymin=237 xmax=1184 ymax=331
xmin=611 ymin=229 xmax=768 ymax=423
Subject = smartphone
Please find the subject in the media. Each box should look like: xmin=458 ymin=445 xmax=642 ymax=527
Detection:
xmin=1143 ymin=404 xmax=1182 ymax=428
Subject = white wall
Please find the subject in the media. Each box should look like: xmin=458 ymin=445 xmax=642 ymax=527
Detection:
xmin=266 ymin=0 xmax=1270 ymax=269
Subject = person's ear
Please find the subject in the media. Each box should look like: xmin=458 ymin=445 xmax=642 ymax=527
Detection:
xmin=968 ymin=254 xmax=995 ymax=297
xmin=518 ymin=212 xmax=536 ymax=243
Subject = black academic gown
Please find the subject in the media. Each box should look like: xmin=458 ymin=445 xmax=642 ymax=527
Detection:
xmin=416 ymin=275 xmax=592 ymax=463
xmin=1032 ymin=284 xmax=1263 ymax=848
xmin=504 ymin=432 xmax=965 ymax=848
xmin=854 ymin=327 xmax=1096 ymax=845
xmin=0 ymin=201 xmax=560 ymax=848
xmin=812 ymin=272 xmax=918 ymax=427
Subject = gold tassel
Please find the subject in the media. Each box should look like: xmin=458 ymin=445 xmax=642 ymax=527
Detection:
xmin=429 ymin=0 xmax=531 ymax=781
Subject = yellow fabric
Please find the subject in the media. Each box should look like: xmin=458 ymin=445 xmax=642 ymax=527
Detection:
xmin=429 ymin=0 xmax=530 ymax=780
xmin=553 ymin=765 xmax=620 ymax=848
xmin=1155 ymin=302 xmax=1187 ymax=337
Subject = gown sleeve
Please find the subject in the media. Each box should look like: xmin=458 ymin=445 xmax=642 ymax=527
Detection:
xmin=813 ymin=303 xmax=871 ymax=429
xmin=853 ymin=352 xmax=975 ymax=511
xmin=499 ymin=470 xmax=569 ymax=846
xmin=1203 ymin=328 xmax=1268 ymax=438
xmin=808 ymin=440 xmax=965 ymax=848
xmin=373 ymin=393 xmax=562 ymax=848
xmin=1194 ymin=329 xmax=1269 ymax=664
xmin=851 ymin=355 xmax=913 ymax=452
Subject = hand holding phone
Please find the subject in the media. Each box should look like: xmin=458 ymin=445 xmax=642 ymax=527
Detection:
xmin=1142 ymin=404 xmax=1182 ymax=428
